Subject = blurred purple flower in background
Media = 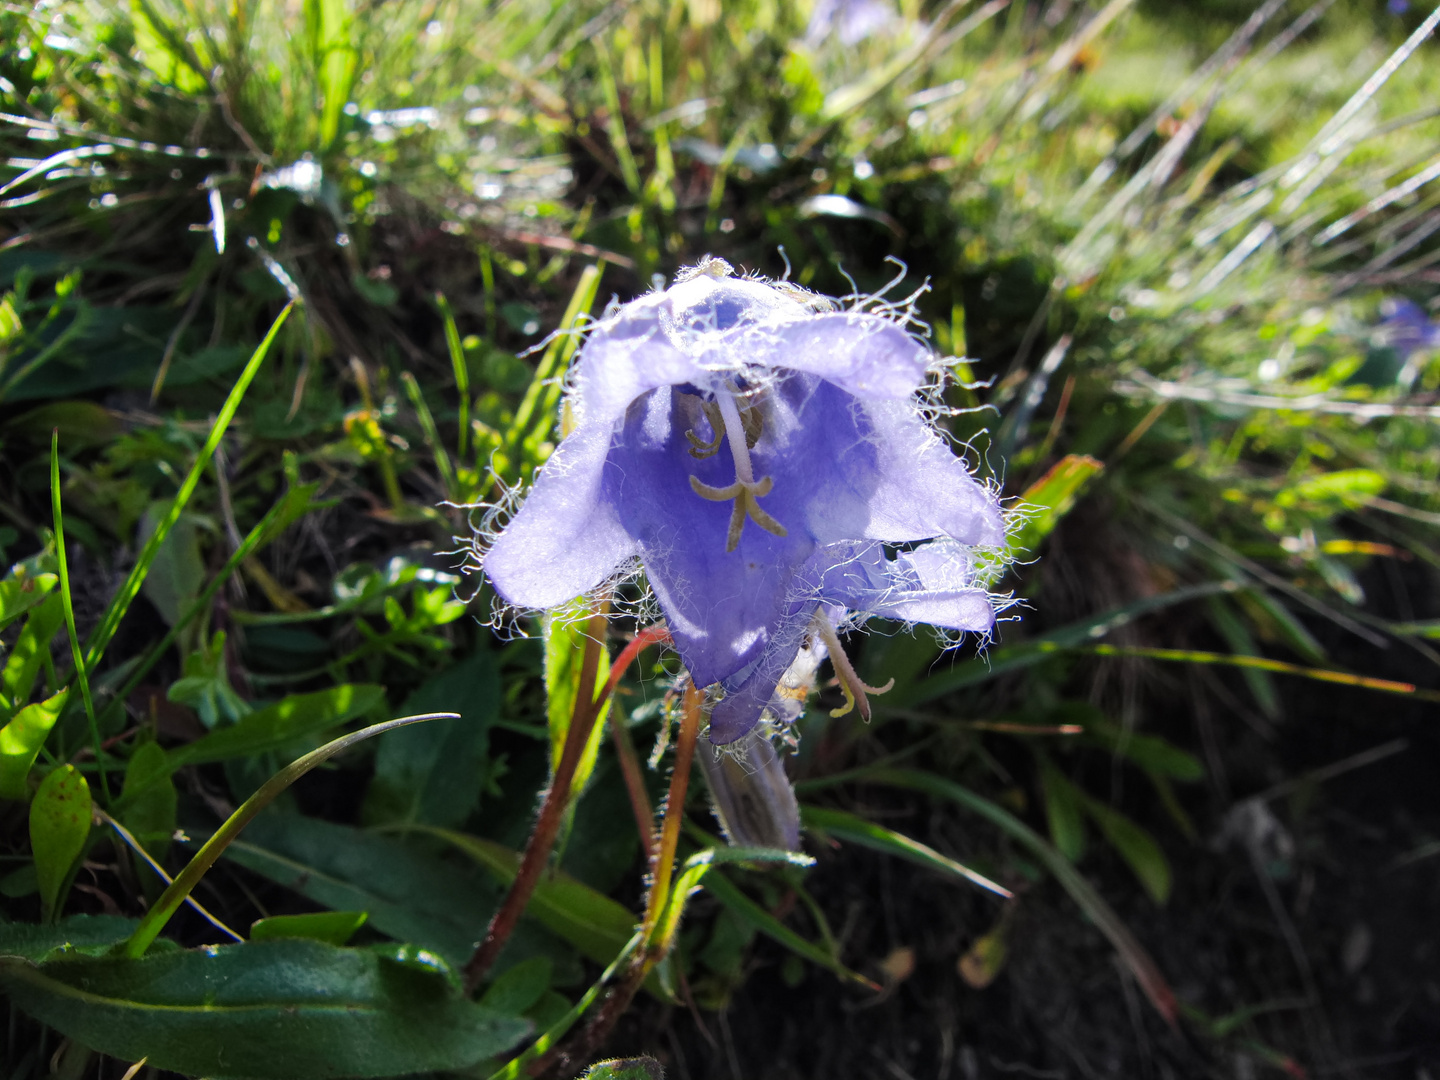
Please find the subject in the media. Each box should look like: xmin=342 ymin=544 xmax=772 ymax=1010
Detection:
xmin=804 ymin=0 xmax=898 ymax=46
xmin=481 ymin=258 xmax=1005 ymax=744
xmin=1377 ymin=297 xmax=1440 ymax=355
xmin=1376 ymin=297 xmax=1440 ymax=389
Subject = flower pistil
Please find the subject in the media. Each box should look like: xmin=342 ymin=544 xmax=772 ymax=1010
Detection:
xmin=687 ymin=386 xmax=788 ymax=551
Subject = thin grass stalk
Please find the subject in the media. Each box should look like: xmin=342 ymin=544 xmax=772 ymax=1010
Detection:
xmin=122 ymin=711 xmax=455 ymax=958
xmin=50 ymin=431 xmax=105 ymax=798
xmin=401 ymin=370 xmax=457 ymax=500
xmin=485 ymin=264 xmax=602 ymax=499
xmin=1072 ymin=643 xmax=1436 ymax=699
xmin=83 ymin=301 xmax=295 ymax=674
xmin=94 ymin=808 xmax=242 ymax=942
xmin=436 ymin=291 xmax=470 ymax=462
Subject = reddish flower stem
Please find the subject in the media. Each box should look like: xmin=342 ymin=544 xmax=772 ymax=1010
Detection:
xmin=603 ymin=624 xmax=671 ymax=860
xmin=530 ymin=681 xmax=703 ymax=1078
xmin=641 ymin=681 xmax=702 ymax=942
xmin=462 ymin=604 xmax=609 ymax=995
xmin=461 ymin=616 xmax=670 ymax=996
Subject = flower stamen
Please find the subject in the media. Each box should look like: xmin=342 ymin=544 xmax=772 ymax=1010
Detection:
xmin=812 ymin=610 xmax=894 ymax=722
xmin=685 ymin=402 xmax=726 ymax=459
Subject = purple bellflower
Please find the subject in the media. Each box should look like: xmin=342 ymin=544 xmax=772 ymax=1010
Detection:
xmin=481 ymin=258 xmax=1006 ymax=745
xmin=1378 ymin=298 xmax=1440 ymax=354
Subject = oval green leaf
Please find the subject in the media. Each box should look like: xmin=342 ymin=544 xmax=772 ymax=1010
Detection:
xmin=0 ymin=689 xmax=69 ymax=800
xmin=120 ymin=741 xmax=176 ymax=859
xmin=0 ymin=938 xmax=530 ymax=1079
xmin=30 ymin=764 xmax=91 ymax=920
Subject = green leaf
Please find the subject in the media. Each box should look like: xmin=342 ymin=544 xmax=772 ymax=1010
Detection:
xmin=0 ymin=938 xmax=530 ymax=1079
xmin=259 ymin=479 xmax=328 ymax=550
xmin=137 ymin=502 xmax=205 ymax=636
xmin=0 ymin=690 xmax=69 ymax=800
xmin=1206 ymin=597 xmax=1281 ymax=719
xmin=365 ymin=648 xmax=496 ymax=828
xmin=1009 ymin=454 xmax=1105 ymax=558
xmin=544 ymin=603 xmax=610 ymax=799
xmin=581 ymin=1057 xmax=665 ymax=1080
xmin=167 ymin=683 xmax=385 ymax=768
xmin=1280 ymin=467 xmax=1385 ymax=509
xmin=30 ymin=764 xmax=91 ymax=920
xmin=2 ymin=592 xmax=64 ymax=710
xmin=251 ymin=911 xmax=369 ymax=946
xmin=481 ymin=956 xmax=553 ymax=1015
xmin=1077 ymin=792 xmax=1173 ymax=905
xmin=416 ymin=827 xmax=637 ymax=969
xmin=0 ymin=914 xmax=138 ymax=962
xmin=0 ymin=561 xmax=57 ymax=632
xmin=119 ymin=741 xmax=176 ymax=860
xmin=1036 ymin=756 xmax=1087 ymax=862
xmin=166 ymin=630 xmax=251 ymax=729
xmin=800 ymin=805 xmax=1010 ymax=896
xmin=1080 ymin=715 xmax=1204 ymax=782
xmin=223 ymin=814 xmax=501 ymax=969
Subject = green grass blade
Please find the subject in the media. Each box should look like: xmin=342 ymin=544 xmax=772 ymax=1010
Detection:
xmin=484 ymin=929 xmax=647 ymax=1080
xmin=1074 ymin=643 xmax=1438 ymax=701
xmin=83 ymin=301 xmax=295 ymax=675
xmin=490 ymin=264 xmax=602 ymax=491
xmin=801 ymin=804 xmax=1011 ymax=898
xmin=435 ymin=291 xmax=470 ymax=462
xmin=401 ymin=371 xmax=457 ymax=500
xmin=594 ymin=41 xmax=642 ymax=197
xmin=123 ymin=709 xmax=455 ymax=957
xmin=50 ymin=432 xmax=103 ymax=796
xmin=651 ymin=847 xmax=814 ymax=957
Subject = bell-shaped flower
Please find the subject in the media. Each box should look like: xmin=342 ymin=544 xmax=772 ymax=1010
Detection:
xmin=481 ymin=258 xmax=1006 ymax=744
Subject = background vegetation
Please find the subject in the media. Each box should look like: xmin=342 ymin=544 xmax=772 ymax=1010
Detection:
xmin=1 ymin=0 xmax=1438 ymax=1076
